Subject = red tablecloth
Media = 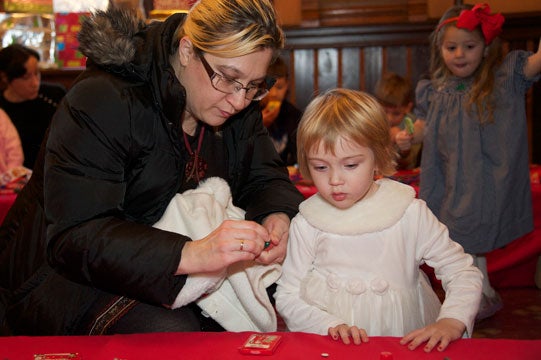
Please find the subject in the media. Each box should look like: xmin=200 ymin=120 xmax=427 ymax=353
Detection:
xmin=0 ymin=193 xmax=17 ymax=224
xmin=294 ymin=170 xmax=541 ymax=289
xmin=1 ymin=332 xmax=540 ymax=360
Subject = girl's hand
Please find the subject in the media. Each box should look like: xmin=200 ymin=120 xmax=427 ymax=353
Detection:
xmin=176 ymin=219 xmax=269 ymax=274
xmin=524 ymin=36 xmax=541 ymax=78
xmin=400 ymin=318 xmax=466 ymax=352
xmin=328 ymin=324 xmax=369 ymax=345
xmin=257 ymin=212 xmax=290 ymax=264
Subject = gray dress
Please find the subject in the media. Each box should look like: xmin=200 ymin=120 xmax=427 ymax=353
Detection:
xmin=415 ymin=50 xmax=539 ymax=254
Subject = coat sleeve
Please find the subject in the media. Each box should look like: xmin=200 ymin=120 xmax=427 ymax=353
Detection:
xmin=226 ymin=106 xmax=304 ymax=223
xmin=44 ymin=78 xmax=187 ymax=306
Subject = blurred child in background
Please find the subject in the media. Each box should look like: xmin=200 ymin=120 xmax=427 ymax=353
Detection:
xmin=374 ymin=72 xmax=421 ymax=170
xmin=260 ymin=57 xmax=302 ymax=166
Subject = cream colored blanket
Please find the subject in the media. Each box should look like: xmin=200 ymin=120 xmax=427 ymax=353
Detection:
xmin=153 ymin=177 xmax=280 ymax=332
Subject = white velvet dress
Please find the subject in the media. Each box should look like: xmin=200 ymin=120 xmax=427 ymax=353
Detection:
xmin=275 ymin=179 xmax=482 ymax=337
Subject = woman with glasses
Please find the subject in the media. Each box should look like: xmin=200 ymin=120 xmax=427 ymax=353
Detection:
xmin=0 ymin=0 xmax=304 ymax=335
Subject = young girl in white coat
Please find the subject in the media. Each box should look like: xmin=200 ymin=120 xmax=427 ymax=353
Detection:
xmin=275 ymin=88 xmax=482 ymax=353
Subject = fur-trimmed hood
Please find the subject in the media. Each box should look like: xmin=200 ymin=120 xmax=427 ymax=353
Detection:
xmin=77 ymin=5 xmax=188 ymax=125
xmin=78 ymin=5 xmax=146 ymax=67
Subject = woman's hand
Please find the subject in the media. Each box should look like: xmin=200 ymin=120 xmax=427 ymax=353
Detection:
xmin=176 ymin=219 xmax=270 ymax=275
xmin=328 ymin=324 xmax=369 ymax=345
xmin=256 ymin=212 xmax=290 ymax=265
xmin=400 ymin=318 xmax=465 ymax=352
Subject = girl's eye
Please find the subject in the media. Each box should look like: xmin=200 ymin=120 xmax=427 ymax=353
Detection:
xmin=345 ymin=163 xmax=358 ymax=169
xmin=311 ymin=164 xmax=327 ymax=171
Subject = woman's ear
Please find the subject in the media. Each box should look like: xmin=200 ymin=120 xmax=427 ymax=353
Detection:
xmin=178 ymin=36 xmax=194 ymax=66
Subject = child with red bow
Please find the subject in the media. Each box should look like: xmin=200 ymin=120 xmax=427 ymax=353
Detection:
xmin=396 ymin=3 xmax=541 ymax=321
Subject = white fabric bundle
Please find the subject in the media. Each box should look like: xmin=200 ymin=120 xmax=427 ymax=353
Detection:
xmin=153 ymin=177 xmax=281 ymax=332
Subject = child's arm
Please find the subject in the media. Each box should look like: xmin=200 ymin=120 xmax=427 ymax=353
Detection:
xmin=524 ymin=37 xmax=541 ymax=79
xmin=412 ymin=118 xmax=425 ymax=144
xmin=398 ymin=202 xmax=482 ymax=352
xmin=399 ymin=318 xmax=465 ymax=352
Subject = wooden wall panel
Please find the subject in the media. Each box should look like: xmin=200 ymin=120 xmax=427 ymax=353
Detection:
xmin=317 ymin=48 xmax=339 ymax=94
xmin=384 ymin=46 xmax=408 ymax=77
xmin=363 ymin=47 xmax=383 ymax=95
xmin=341 ymin=48 xmax=361 ymax=90
xmin=292 ymin=49 xmax=316 ymax=110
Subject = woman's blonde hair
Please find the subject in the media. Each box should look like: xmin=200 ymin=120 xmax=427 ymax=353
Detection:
xmin=178 ymin=0 xmax=284 ymax=60
xmin=297 ymin=88 xmax=396 ymax=181
xmin=429 ymin=4 xmax=503 ymax=124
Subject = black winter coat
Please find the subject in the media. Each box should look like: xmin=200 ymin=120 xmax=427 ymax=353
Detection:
xmin=0 ymin=8 xmax=303 ymax=335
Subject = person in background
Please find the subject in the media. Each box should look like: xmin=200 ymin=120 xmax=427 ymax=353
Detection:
xmin=397 ymin=3 xmax=541 ymax=320
xmin=260 ymin=56 xmax=302 ymax=166
xmin=0 ymin=108 xmax=23 ymax=175
xmin=0 ymin=44 xmax=66 ymax=170
xmin=0 ymin=0 xmax=303 ymax=336
xmin=275 ymin=88 xmax=482 ymax=353
xmin=373 ymin=72 xmax=421 ymax=170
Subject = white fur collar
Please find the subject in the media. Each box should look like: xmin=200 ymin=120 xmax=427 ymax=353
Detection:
xmin=299 ymin=178 xmax=415 ymax=235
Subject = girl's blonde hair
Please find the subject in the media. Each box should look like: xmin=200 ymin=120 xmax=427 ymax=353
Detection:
xmin=430 ymin=4 xmax=503 ymax=124
xmin=297 ymin=88 xmax=396 ymax=181
xmin=178 ymin=0 xmax=284 ymax=60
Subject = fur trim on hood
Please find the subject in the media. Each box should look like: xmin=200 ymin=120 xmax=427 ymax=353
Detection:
xmin=78 ymin=5 xmax=146 ymax=66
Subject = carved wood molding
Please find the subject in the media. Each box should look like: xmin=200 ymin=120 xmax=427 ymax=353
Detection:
xmin=300 ymin=0 xmax=428 ymax=27
xmin=284 ymin=12 xmax=541 ymax=49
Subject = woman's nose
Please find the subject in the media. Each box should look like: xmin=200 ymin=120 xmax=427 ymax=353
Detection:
xmin=227 ymin=90 xmax=249 ymax=111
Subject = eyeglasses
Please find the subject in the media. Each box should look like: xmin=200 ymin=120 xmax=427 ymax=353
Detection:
xmin=198 ymin=53 xmax=271 ymax=101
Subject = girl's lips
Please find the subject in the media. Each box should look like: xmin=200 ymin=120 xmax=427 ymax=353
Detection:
xmin=331 ymin=192 xmax=347 ymax=201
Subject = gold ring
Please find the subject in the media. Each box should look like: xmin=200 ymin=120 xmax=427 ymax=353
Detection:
xmin=240 ymin=240 xmax=244 ymax=251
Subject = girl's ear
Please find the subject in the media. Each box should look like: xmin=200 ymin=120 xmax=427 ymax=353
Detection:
xmin=178 ymin=36 xmax=194 ymax=66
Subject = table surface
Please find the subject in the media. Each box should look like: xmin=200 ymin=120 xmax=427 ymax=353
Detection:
xmin=1 ymin=332 xmax=540 ymax=360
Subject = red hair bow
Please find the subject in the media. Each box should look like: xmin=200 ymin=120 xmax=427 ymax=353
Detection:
xmin=457 ymin=4 xmax=504 ymax=44
xmin=437 ymin=3 xmax=505 ymax=45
